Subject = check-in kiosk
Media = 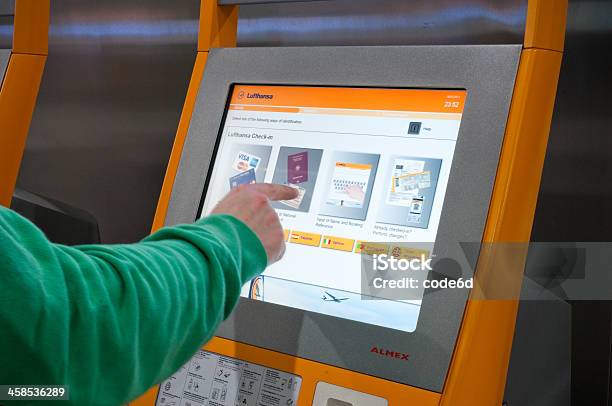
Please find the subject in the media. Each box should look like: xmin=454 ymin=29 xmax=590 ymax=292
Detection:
xmin=134 ymin=1 xmax=567 ymax=404
xmin=0 ymin=0 xmax=49 ymax=208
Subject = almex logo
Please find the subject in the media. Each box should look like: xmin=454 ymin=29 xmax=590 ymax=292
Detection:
xmin=370 ymin=346 xmax=410 ymax=361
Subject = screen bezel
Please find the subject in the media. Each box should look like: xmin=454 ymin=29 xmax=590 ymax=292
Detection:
xmin=163 ymin=45 xmax=522 ymax=392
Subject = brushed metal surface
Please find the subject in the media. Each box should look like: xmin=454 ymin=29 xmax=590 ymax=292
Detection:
xmin=220 ymin=0 xmax=328 ymax=4
xmin=0 ymin=49 xmax=9 ymax=78
xmin=530 ymin=1 xmax=612 ymax=404
xmin=16 ymin=0 xmax=199 ymax=243
xmin=236 ymin=0 xmax=526 ymax=46
xmin=15 ymin=0 xmax=529 ymax=244
xmin=0 ymin=16 xmax=12 ymax=49
xmin=15 ymin=0 xmax=609 ymax=246
xmin=533 ymin=0 xmax=612 ymax=242
xmin=0 ymin=0 xmax=13 ymax=50
xmin=0 ymin=0 xmax=14 ymax=16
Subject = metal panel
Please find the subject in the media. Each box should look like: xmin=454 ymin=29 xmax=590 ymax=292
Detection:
xmin=0 ymin=0 xmax=14 ymax=16
xmin=236 ymin=0 xmax=527 ymax=47
xmin=0 ymin=15 xmax=13 ymax=49
xmin=0 ymin=49 xmax=9 ymax=80
xmin=531 ymin=0 xmax=612 ymax=404
xmin=165 ymin=44 xmax=521 ymax=391
xmin=533 ymin=0 xmax=612 ymax=242
xmin=14 ymin=0 xmax=528 ymax=245
xmin=221 ymin=0 xmax=328 ymax=4
xmin=505 ymin=299 xmax=571 ymax=406
xmin=0 ymin=0 xmax=13 ymax=49
xmin=16 ymin=0 xmax=200 ymax=243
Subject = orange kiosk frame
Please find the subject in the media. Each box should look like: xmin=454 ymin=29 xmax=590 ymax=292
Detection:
xmin=0 ymin=0 xmax=49 ymax=207
xmin=134 ymin=1 xmax=567 ymax=404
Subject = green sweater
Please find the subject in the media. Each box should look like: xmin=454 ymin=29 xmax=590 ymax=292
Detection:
xmin=0 ymin=206 xmax=267 ymax=405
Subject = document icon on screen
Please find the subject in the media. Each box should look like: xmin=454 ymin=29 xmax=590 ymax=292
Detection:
xmin=386 ymin=158 xmax=428 ymax=208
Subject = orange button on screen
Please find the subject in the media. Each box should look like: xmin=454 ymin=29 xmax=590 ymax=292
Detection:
xmin=355 ymin=241 xmax=390 ymax=255
xmin=321 ymin=236 xmax=355 ymax=252
xmin=289 ymin=231 xmax=322 ymax=247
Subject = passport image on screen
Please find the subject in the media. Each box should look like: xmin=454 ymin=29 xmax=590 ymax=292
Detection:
xmin=271 ymin=147 xmax=323 ymax=213
xmin=287 ymin=151 xmax=309 ymax=184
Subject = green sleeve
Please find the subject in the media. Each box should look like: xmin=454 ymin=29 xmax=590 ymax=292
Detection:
xmin=0 ymin=206 xmax=267 ymax=405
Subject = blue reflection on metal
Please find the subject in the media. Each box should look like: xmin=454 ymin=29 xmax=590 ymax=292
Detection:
xmin=240 ymin=4 xmax=527 ymax=36
xmin=49 ymin=20 xmax=199 ymax=39
xmin=0 ymin=25 xmax=11 ymax=37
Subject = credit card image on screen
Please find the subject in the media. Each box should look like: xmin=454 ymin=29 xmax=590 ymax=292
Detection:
xmin=200 ymin=85 xmax=466 ymax=333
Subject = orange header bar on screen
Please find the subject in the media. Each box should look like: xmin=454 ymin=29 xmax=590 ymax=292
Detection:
xmin=229 ymin=85 xmax=466 ymax=114
xmin=230 ymin=105 xmax=300 ymax=113
xmin=337 ymin=162 xmax=372 ymax=170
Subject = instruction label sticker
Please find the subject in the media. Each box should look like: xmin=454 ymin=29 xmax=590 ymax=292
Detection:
xmin=156 ymin=350 xmax=302 ymax=406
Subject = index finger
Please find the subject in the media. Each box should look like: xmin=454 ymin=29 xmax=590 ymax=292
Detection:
xmin=248 ymin=183 xmax=299 ymax=201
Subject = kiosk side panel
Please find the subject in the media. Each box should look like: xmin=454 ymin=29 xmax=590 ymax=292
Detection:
xmin=0 ymin=53 xmax=46 ymax=207
xmin=0 ymin=0 xmax=48 ymax=207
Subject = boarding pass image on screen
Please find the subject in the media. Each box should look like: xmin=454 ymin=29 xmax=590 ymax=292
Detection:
xmin=377 ymin=156 xmax=442 ymax=229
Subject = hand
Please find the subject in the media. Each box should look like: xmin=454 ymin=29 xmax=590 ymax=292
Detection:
xmin=345 ymin=184 xmax=365 ymax=203
xmin=211 ymin=184 xmax=298 ymax=264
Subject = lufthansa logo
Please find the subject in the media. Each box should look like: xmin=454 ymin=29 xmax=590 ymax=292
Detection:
xmin=247 ymin=92 xmax=273 ymax=100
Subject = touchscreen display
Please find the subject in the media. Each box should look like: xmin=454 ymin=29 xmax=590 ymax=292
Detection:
xmin=200 ymin=85 xmax=466 ymax=332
